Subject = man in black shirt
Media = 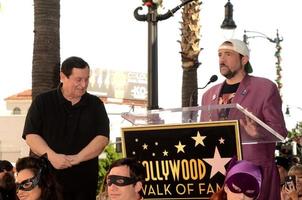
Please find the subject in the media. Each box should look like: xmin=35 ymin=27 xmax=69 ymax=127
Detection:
xmin=23 ymin=56 xmax=110 ymax=200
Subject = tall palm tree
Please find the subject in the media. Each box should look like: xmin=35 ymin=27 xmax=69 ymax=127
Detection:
xmin=32 ymin=0 xmax=60 ymax=99
xmin=179 ymin=0 xmax=201 ymax=108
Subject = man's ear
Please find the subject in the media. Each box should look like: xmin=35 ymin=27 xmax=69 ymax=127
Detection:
xmin=134 ymin=181 xmax=143 ymax=193
xmin=241 ymin=56 xmax=249 ymax=66
xmin=60 ymin=71 xmax=65 ymax=82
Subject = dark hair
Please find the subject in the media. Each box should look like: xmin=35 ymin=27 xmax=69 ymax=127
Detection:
xmin=61 ymin=56 xmax=89 ymax=78
xmin=0 ymin=172 xmax=17 ymax=200
xmin=108 ymin=158 xmax=145 ymax=196
xmin=15 ymin=156 xmax=63 ymax=200
xmin=0 ymin=160 xmax=13 ymax=172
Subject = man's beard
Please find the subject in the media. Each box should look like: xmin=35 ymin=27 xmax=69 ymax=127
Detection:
xmin=224 ymin=70 xmax=237 ymax=79
xmin=220 ymin=65 xmax=237 ymax=79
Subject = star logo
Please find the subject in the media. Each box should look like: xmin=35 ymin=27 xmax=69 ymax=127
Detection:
xmin=142 ymin=143 xmax=148 ymax=150
xmin=191 ymin=131 xmax=206 ymax=147
xmin=175 ymin=141 xmax=186 ymax=153
xmin=219 ymin=137 xmax=225 ymax=144
xmin=203 ymin=147 xmax=232 ymax=178
xmin=163 ymin=150 xmax=168 ymax=156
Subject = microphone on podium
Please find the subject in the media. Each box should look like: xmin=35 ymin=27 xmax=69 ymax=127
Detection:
xmin=189 ymin=75 xmax=218 ymax=107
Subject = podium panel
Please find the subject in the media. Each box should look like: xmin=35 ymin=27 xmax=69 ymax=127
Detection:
xmin=121 ymin=120 xmax=242 ymax=199
xmin=121 ymin=103 xmax=285 ymax=144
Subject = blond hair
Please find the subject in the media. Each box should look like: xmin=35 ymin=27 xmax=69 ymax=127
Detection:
xmin=288 ymin=164 xmax=302 ymax=176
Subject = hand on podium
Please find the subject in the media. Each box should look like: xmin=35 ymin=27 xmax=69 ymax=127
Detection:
xmin=240 ymin=115 xmax=262 ymax=138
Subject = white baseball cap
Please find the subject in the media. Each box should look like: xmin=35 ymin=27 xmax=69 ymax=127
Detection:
xmin=219 ymin=39 xmax=253 ymax=73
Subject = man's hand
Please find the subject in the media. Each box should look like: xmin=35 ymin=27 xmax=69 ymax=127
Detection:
xmin=240 ymin=115 xmax=259 ymax=138
xmin=66 ymin=154 xmax=82 ymax=166
xmin=48 ymin=152 xmax=72 ymax=169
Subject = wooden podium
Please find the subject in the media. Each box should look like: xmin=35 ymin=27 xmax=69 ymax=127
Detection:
xmin=121 ymin=104 xmax=284 ymax=199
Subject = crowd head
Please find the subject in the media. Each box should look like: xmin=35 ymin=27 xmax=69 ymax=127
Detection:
xmin=0 ymin=160 xmax=16 ymax=200
xmin=105 ymin=158 xmax=145 ymax=200
xmin=210 ymin=157 xmax=262 ymax=200
xmin=15 ymin=155 xmax=63 ymax=200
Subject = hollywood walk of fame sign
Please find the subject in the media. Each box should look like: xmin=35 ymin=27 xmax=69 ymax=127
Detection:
xmin=121 ymin=120 xmax=242 ymax=199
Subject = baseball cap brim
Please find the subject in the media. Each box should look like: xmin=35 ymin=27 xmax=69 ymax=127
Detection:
xmin=245 ymin=61 xmax=253 ymax=73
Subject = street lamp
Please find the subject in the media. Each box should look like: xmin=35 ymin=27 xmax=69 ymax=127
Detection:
xmin=243 ymin=30 xmax=283 ymax=99
xmin=134 ymin=0 xmax=195 ymax=110
xmin=286 ymin=105 xmax=302 ymax=116
xmin=220 ymin=0 xmax=237 ymax=29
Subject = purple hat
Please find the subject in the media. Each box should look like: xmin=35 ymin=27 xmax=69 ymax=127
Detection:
xmin=225 ymin=160 xmax=262 ymax=199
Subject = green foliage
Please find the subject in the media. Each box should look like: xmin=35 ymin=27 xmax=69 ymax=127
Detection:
xmin=278 ymin=122 xmax=302 ymax=164
xmin=97 ymin=143 xmax=122 ymax=194
xmin=288 ymin=122 xmax=302 ymax=139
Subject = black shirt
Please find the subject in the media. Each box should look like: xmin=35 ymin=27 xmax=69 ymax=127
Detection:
xmin=23 ymin=85 xmax=110 ymax=190
xmin=218 ymin=82 xmax=240 ymax=119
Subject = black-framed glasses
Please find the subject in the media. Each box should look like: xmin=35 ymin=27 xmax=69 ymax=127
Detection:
xmin=107 ymin=175 xmax=138 ymax=187
xmin=16 ymin=169 xmax=41 ymax=193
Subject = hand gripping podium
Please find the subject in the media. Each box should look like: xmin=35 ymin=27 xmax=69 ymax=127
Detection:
xmin=121 ymin=104 xmax=284 ymax=199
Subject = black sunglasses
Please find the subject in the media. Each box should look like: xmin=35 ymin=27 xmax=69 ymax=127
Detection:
xmin=16 ymin=169 xmax=41 ymax=193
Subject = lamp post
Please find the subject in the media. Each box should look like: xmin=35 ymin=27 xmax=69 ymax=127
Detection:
xmin=220 ymin=0 xmax=236 ymax=30
xmin=134 ymin=0 xmax=195 ymax=110
xmin=285 ymin=105 xmax=302 ymax=157
xmin=286 ymin=105 xmax=302 ymax=116
xmin=243 ymin=30 xmax=283 ymax=100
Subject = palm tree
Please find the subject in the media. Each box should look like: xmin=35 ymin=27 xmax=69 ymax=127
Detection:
xmin=179 ymin=0 xmax=202 ymax=108
xmin=32 ymin=0 xmax=60 ymax=99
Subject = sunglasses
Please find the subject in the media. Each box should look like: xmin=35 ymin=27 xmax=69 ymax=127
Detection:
xmin=16 ymin=169 xmax=41 ymax=193
xmin=107 ymin=175 xmax=138 ymax=187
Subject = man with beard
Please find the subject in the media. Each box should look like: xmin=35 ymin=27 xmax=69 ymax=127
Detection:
xmin=0 ymin=160 xmax=17 ymax=200
xmin=201 ymin=39 xmax=287 ymax=200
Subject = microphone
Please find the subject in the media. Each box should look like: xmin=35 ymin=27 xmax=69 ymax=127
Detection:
xmin=199 ymin=75 xmax=218 ymax=89
xmin=189 ymin=75 xmax=218 ymax=107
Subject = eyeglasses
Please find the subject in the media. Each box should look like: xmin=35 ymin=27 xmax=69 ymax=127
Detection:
xmin=107 ymin=175 xmax=138 ymax=187
xmin=16 ymin=169 xmax=41 ymax=193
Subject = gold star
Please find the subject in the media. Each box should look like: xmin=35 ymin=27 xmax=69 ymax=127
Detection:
xmin=219 ymin=137 xmax=225 ymax=144
xmin=163 ymin=150 xmax=168 ymax=156
xmin=191 ymin=131 xmax=206 ymax=147
xmin=142 ymin=143 xmax=148 ymax=150
xmin=175 ymin=141 xmax=186 ymax=153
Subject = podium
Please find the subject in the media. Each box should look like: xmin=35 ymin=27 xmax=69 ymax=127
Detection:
xmin=121 ymin=104 xmax=284 ymax=199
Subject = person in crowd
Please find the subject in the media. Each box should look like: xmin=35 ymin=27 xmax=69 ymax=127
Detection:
xmin=202 ymin=39 xmax=287 ymax=199
xmin=15 ymin=155 xmax=63 ymax=200
xmin=103 ymin=158 xmax=145 ymax=200
xmin=292 ymin=156 xmax=301 ymax=166
xmin=281 ymin=164 xmax=302 ymax=200
xmin=276 ymin=156 xmax=291 ymax=186
xmin=22 ymin=56 xmax=110 ymax=200
xmin=0 ymin=160 xmax=17 ymax=200
xmin=210 ymin=158 xmax=262 ymax=200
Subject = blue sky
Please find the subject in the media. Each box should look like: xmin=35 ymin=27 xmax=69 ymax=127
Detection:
xmin=0 ymin=0 xmax=302 ymax=129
